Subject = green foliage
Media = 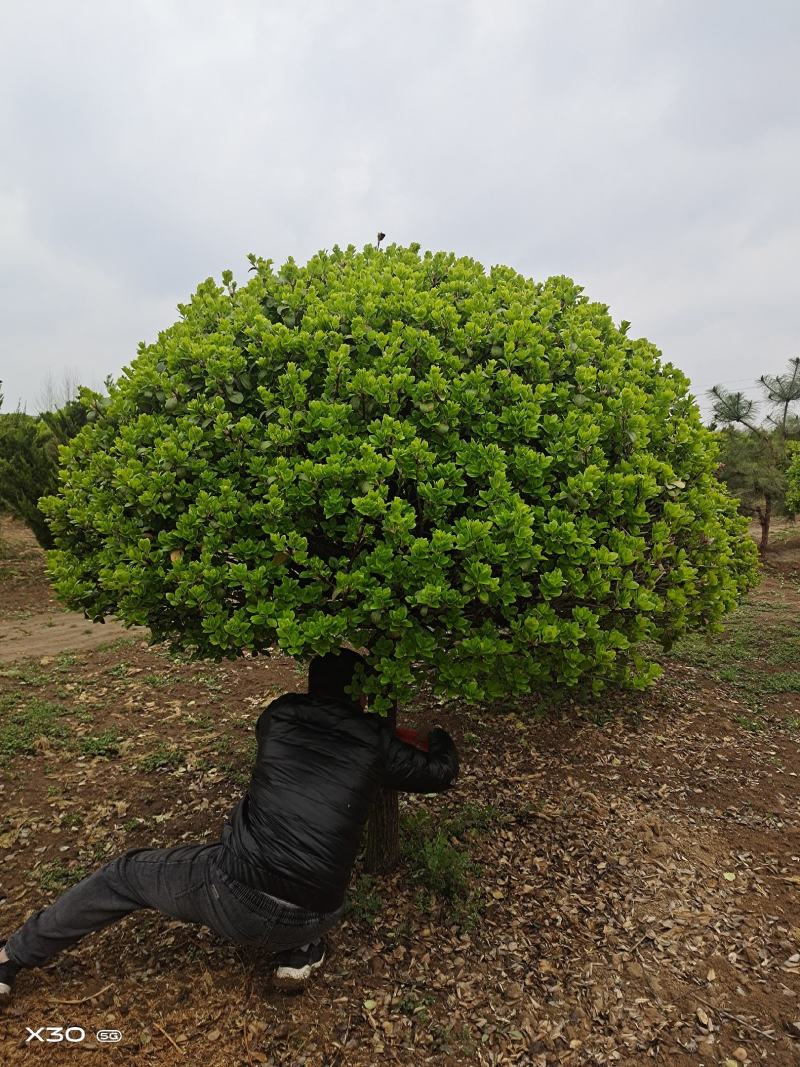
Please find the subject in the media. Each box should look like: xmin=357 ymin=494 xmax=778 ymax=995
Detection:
xmin=400 ymin=804 xmax=496 ymax=920
xmin=346 ymin=873 xmax=383 ymax=924
xmin=0 ymin=382 xmax=88 ymax=548
xmin=408 ymin=829 xmax=475 ymax=901
xmin=786 ymin=443 xmax=800 ymax=514
xmin=43 ymin=245 xmax=758 ymax=712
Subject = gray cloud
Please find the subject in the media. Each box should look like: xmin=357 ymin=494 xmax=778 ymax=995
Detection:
xmin=1 ymin=0 xmax=798 ymax=417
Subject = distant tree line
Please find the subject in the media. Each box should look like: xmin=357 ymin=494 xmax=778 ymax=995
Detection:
xmin=709 ymin=357 xmax=800 ymax=555
xmin=0 ymin=378 xmax=95 ymax=548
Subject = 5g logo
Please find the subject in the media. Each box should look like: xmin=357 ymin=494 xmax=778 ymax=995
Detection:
xmin=25 ymin=1026 xmax=122 ymax=1043
xmin=97 ymin=1029 xmax=123 ymax=1042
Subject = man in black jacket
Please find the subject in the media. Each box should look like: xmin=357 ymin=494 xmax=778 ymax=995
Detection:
xmin=0 ymin=649 xmax=459 ymax=998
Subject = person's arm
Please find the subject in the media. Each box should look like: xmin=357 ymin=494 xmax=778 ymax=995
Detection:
xmin=383 ymin=727 xmax=459 ymax=793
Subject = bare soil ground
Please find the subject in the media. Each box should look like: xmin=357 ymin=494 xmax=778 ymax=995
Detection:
xmin=0 ymin=517 xmax=144 ymax=660
xmin=1 ymin=518 xmax=799 ymax=1066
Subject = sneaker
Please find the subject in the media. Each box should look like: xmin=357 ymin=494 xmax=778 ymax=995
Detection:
xmin=272 ymin=939 xmax=326 ymax=991
xmin=0 ymin=940 xmax=22 ymax=1003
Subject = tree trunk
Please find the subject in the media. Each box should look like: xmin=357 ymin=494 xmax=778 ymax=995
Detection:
xmin=759 ymin=495 xmax=772 ymax=557
xmin=364 ymin=702 xmax=400 ymax=873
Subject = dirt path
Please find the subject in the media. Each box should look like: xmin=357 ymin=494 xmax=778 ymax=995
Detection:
xmin=0 ymin=611 xmax=143 ymax=663
xmin=0 ymin=517 xmax=145 ymax=661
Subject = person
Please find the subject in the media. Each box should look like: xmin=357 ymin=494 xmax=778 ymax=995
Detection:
xmin=0 ymin=649 xmax=459 ymax=999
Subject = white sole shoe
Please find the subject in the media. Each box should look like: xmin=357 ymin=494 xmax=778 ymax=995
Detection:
xmin=273 ymin=950 xmax=325 ymax=989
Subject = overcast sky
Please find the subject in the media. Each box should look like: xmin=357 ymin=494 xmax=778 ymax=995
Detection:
xmin=1 ymin=0 xmax=798 ymax=419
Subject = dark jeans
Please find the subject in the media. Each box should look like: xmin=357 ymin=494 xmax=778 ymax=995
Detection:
xmin=4 ymin=842 xmax=345 ymax=969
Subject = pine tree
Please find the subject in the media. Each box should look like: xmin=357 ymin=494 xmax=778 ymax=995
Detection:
xmin=709 ymin=358 xmax=800 ymax=555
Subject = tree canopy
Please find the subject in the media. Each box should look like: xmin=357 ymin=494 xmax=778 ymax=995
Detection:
xmin=43 ymin=245 xmax=758 ymax=712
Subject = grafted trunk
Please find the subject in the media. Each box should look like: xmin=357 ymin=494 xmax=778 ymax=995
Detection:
xmin=364 ymin=702 xmax=400 ymax=873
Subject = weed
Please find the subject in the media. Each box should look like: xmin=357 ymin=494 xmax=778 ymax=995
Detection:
xmin=398 ymin=989 xmax=437 ymax=1018
xmin=402 ymin=822 xmax=474 ymax=901
xmin=583 ymin=705 xmax=616 ymax=726
xmin=143 ymin=673 xmax=173 ymax=689
xmin=78 ymin=731 xmax=122 ymax=758
xmin=185 ymin=711 xmax=214 ymax=728
xmin=399 ymin=807 xmax=488 ymax=926
xmin=1 ymin=663 xmax=47 ymax=687
xmin=445 ymin=802 xmax=500 ymax=839
xmin=39 ymin=861 xmax=90 ymax=892
xmin=197 ymin=673 xmax=225 ymax=692
xmin=734 ymin=713 xmax=763 ymax=734
xmin=59 ymin=812 xmax=84 ymax=829
xmin=0 ymin=699 xmax=70 ymax=763
xmin=137 ymin=743 xmax=185 ymax=773
xmin=346 ymin=874 xmax=383 ymax=924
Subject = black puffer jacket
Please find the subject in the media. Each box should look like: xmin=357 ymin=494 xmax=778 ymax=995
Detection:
xmin=217 ymin=693 xmax=459 ymax=913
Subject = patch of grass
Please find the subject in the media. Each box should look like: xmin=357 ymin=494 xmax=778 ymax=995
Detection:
xmin=98 ymin=636 xmax=140 ymax=653
xmin=760 ymin=671 xmax=800 ymax=693
xmin=670 ymin=598 xmax=800 ymax=708
xmin=39 ymin=861 xmax=91 ymax=892
xmin=185 ymin=710 xmax=215 ymax=728
xmin=219 ymin=759 xmax=251 ymax=788
xmin=59 ymin=811 xmax=85 ymax=829
xmin=346 ymin=873 xmax=383 ymax=924
xmin=143 ymin=672 xmax=173 ymax=689
xmin=196 ymin=672 xmax=226 ymax=692
xmin=1 ymin=663 xmax=48 ymax=687
xmin=78 ymin=731 xmax=123 ymax=758
xmin=444 ymin=802 xmax=500 ymax=839
xmin=0 ymin=699 xmax=70 ymax=763
xmin=137 ymin=742 xmax=185 ymax=773
xmin=734 ymin=713 xmax=764 ymax=733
